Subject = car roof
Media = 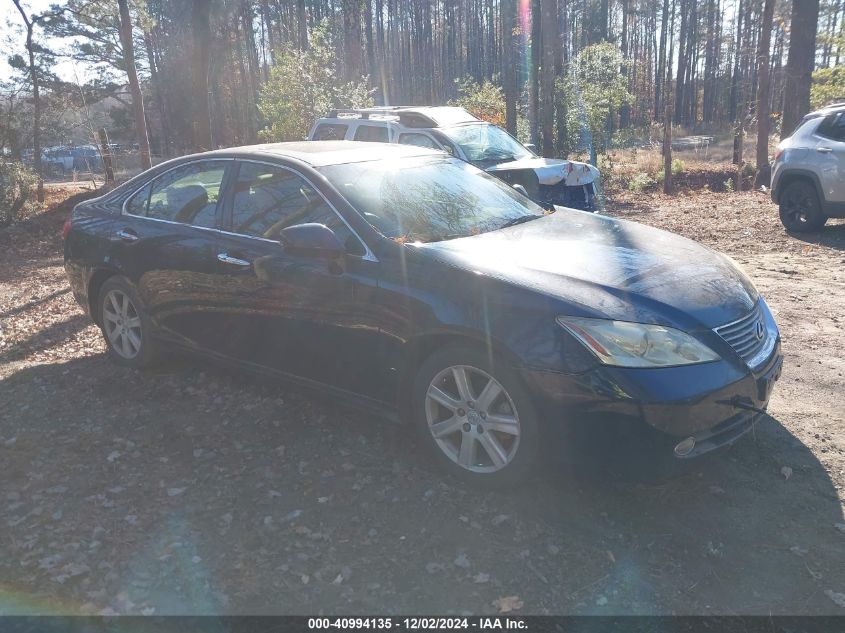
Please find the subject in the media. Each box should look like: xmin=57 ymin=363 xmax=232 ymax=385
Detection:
xmin=812 ymin=102 xmax=845 ymax=116
xmin=202 ymin=140 xmax=445 ymax=167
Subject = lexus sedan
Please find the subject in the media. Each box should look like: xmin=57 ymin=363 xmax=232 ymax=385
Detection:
xmin=64 ymin=141 xmax=783 ymax=485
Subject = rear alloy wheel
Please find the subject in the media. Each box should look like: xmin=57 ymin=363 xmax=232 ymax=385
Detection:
xmin=414 ymin=347 xmax=538 ymax=486
xmin=103 ymin=289 xmax=142 ymax=359
xmin=99 ymin=278 xmax=160 ymax=368
xmin=779 ymin=180 xmax=827 ymax=232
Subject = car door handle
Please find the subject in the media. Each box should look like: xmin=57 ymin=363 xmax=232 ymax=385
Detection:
xmin=817 ymin=147 xmax=833 ymax=153
xmin=116 ymin=229 xmax=139 ymax=242
xmin=217 ymin=253 xmax=251 ymax=267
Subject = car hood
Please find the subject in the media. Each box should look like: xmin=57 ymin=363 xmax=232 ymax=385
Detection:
xmin=485 ymin=157 xmax=600 ymax=186
xmin=418 ymin=210 xmax=758 ymax=330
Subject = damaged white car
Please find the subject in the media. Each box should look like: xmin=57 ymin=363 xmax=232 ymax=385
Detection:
xmin=308 ymin=106 xmax=600 ymax=210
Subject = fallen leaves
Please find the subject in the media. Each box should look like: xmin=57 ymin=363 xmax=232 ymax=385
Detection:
xmin=492 ymin=596 xmax=523 ymax=613
xmin=825 ymin=590 xmax=845 ymax=608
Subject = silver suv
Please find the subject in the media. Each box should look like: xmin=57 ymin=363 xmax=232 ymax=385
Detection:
xmin=772 ymin=103 xmax=845 ymax=231
xmin=308 ymin=106 xmax=600 ymax=210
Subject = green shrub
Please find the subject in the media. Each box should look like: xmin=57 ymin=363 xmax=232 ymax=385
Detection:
xmin=811 ymin=65 xmax=845 ymax=110
xmin=258 ymin=23 xmax=372 ymax=142
xmin=628 ymin=171 xmax=655 ymax=192
xmin=723 ymin=178 xmax=735 ymax=193
xmin=0 ymin=160 xmax=39 ymax=227
xmin=449 ymin=77 xmax=506 ymax=127
xmin=557 ymin=42 xmax=632 ymax=156
xmin=672 ymin=158 xmax=685 ymax=174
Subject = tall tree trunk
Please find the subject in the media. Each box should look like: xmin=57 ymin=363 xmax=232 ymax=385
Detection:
xmin=502 ymin=0 xmax=518 ymax=135
xmin=12 ymin=0 xmax=43 ymax=202
xmin=655 ymin=0 xmax=669 ymax=121
xmin=780 ymin=0 xmax=821 ymax=138
xmin=529 ymin=0 xmax=541 ymax=145
xmin=673 ymin=0 xmax=688 ymax=123
xmin=663 ymin=86 xmax=673 ymax=194
xmin=297 ymin=0 xmax=309 ymax=50
xmin=619 ymin=0 xmax=631 ymax=127
xmin=729 ymin=0 xmax=744 ymax=122
xmin=540 ymin=0 xmax=559 ymax=155
xmin=117 ymin=0 xmax=152 ymax=169
xmin=142 ymin=28 xmax=170 ymax=157
xmin=190 ymin=0 xmax=212 ymax=151
xmin=754 ymin=0 xmax=775 ymax=187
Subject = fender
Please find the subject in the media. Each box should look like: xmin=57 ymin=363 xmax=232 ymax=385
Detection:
xmin=771 ymin=168 xmax=825 ymax=205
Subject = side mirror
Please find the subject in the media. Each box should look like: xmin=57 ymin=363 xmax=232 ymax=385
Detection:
xmin=523 ymin=143 xmax=537 ymax=153
xmin=512 ymin=183 xmax=530 ymax=198
xmin=279 ymin=223 xmax=344 ymax=259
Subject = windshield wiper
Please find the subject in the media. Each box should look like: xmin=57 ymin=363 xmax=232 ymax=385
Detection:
xmin=499 ymin=214 xmax=540 ymax=229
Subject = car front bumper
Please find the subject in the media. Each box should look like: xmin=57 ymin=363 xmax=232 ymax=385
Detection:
xmin=518 ymin=341 xmax=783 ymax=460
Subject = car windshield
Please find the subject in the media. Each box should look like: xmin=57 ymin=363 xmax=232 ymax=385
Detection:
xmin=439 ymin=123 xmax=533 ymax=162
xmin=319 ymin=156 xmax=544 ymax=243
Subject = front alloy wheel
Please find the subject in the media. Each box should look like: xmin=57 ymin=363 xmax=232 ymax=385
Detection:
xmin=425 ymin=365 xmax=521 ymax=473
xmin=414 ymin=346 xmax=539 ymax=486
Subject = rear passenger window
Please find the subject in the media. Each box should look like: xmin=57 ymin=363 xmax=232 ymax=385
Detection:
xmin=144 ymin=161 xmax=227 ymax=227
xmin=818 ymin=113 xmax=845 ymax=141
xmin=125 ymin=182 xmax=152 ymax=216
xmin=313 ymin=123 xmax=349 ymax=140
xmin=231 ymin=162 xmax=365 ymax=256
xmin=354 ymin=125 xmax=389 ymax=143
xmin=398 ymin=133 xmax=439 ymax=149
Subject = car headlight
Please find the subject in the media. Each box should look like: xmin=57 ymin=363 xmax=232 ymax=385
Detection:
xmin=556 ymin=316 xmax=720 ymax=368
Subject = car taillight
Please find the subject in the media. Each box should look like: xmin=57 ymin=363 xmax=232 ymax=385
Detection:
xmin=774 ymin=148 xmax=783 ymax=162
xmin=62 ymin=217 xmax=72 ymax=240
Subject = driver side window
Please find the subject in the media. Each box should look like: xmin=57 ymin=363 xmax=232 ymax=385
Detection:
xmin=230 ymin=162 xmax=365 ymax=256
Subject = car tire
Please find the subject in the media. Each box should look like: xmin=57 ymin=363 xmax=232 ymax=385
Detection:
xmin=779 ymin=180 xmax=827 ymax=232
xmin=412 ymin=345 xmax=540 ymax=487
xmin=98 ymin=277 xmax=161 ymax=369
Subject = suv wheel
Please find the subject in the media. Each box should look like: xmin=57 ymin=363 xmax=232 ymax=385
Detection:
xmin=98 ymin=277 xmax=160 ymax=368
xmin=779 ymin=180 xmax=827 ymax=232
xmin=412 ymin=346 xmax=539 ymax=487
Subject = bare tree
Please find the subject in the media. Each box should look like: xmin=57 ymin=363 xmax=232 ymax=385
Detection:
xmin=191 ymin=0 xmax=212 ymax=151
xmin=117 ymin=0 xmax=151 ymax=169
xmin=663 ymin=86 xmax=673 ymax=194
xmin=781 ymin=0 xmax=821 ymax=138
xmin=12 ymin=0 xmax=45 ymax=202
xmin=539 ymin=0 xmax=559 ymax=155
xmin=755 ymin=0 xmax=776 ymax=187
xmin=501 ymin=0 xmax=517 ymax=135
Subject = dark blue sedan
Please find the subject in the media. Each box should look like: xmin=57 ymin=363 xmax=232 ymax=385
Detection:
xmin=63 ymin=142 xmax=783 ymax=485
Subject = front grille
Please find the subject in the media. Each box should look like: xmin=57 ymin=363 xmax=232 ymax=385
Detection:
xmin=714 ymin=302 xmax=768 ymax=366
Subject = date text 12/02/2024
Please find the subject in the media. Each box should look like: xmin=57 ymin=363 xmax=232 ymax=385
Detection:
xmin=307 ymin=618 xmax=528 ymax=630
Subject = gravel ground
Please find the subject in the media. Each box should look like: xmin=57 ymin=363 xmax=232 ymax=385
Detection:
xmin=0 ymin=185 xmax=844 ymax=615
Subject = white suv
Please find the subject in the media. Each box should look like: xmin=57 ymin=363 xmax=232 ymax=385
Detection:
xmin=308 ymin=106 xmax=600 ymax=210
xmin=772 ymin=103 xmax=845 ymax=231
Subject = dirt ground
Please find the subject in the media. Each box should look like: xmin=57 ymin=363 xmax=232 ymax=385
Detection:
xmin=0 ymin=184 xmax=844 ymax=616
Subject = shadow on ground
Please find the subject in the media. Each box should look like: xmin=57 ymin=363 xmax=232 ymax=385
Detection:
xmin=1 ymin=355 xmax=842 ymax=616
xmin=787 ymin=222 xmax=845 ymax=252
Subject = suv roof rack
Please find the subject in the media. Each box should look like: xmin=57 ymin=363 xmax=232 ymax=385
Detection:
xmin=325 ymin=106 xmax=440 ymax=128
xmin=327 ymin=108 xmax=400 ymax=120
